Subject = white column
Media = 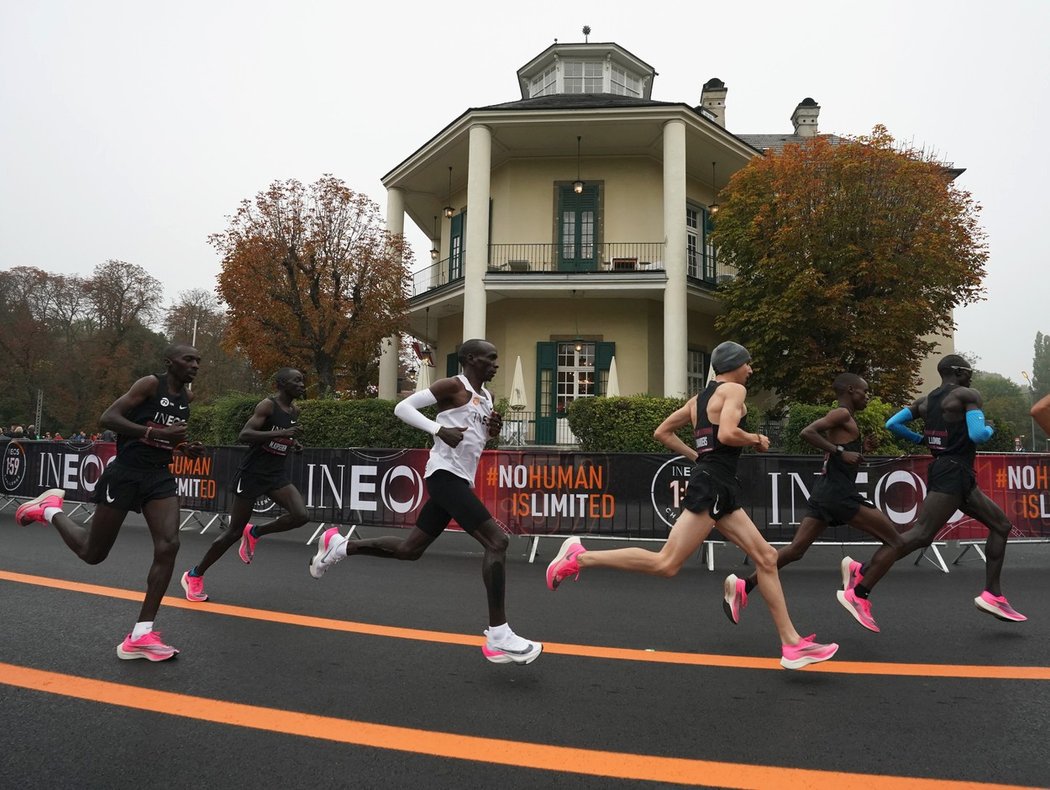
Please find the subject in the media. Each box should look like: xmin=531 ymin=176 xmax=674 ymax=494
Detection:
xmin=462 ymin=125 xmax=492 ymax=341
xmin=379 ymin=187 xmax=405 ymax=399
xmin=662 ymin=120 xmax=688 ymax=397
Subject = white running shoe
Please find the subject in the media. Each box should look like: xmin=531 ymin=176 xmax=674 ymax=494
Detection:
xmin=482 ymin=629 xmax=543 ymax=665
xmin=309 ymin=527 xmax=347 ymax=579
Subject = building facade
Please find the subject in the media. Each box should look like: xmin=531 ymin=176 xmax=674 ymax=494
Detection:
xmin=379 ymin=40 xmax=952 ymax=443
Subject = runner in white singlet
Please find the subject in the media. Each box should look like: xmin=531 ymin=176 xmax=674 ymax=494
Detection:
xmin=307 ymin=339 xmax=542 ymax=665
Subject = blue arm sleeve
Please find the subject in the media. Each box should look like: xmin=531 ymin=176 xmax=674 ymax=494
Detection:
xmin=886 ymin=407 xmax=923 ymax=443
xmin=966 ymin=409 xmax=994 ymax=444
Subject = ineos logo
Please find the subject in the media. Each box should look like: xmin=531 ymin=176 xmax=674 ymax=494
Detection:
xmin=2 ymin=442 xmax=26 ymax=492
xmin=161 ymin=397 xmax=171 ymax=407
xmin=380 ymin=464 xmax=424 ymax=514
xmin=872 ymin=470 xmax=963 ymax=525
xmin=873 ymin=470 xmax=926 ymax=525
xmin=650 ymin=455 xmax=692 ymax=529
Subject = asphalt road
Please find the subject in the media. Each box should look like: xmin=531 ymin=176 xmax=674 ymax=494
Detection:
xmin=1 ymin=509 xmax=1048 ymax=789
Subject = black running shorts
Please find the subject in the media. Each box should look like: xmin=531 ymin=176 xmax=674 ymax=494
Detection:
xmin=416 ymin=470 xmax=492 ymax=537
xmin=806 ymin=492 xmax=875 ymax=527
xmin=91 ymin=462 xmax=177 ymax=513
xmin=680 ymin=466 xmax=743 ymax=520
xmin=233 ymin=469 xmax=291 ymax=501
xmin=927 ymin=456 xmax=977 ymax=498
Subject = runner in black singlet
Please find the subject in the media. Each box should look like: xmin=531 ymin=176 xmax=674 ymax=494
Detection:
xmin=15 ymin=345 xmax=207 ymax=661
xmin=849 ymin=354 xmax=1026 ymax=622
xmin=180 ymin=368 xmax=309 ymax=602
xmin=546 ymin=341 xmax=839 ymax=669
xmin=724 ymin=373 xmax=903 ymax=633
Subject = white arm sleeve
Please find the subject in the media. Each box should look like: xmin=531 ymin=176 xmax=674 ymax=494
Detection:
xmin=394 ymin=389 xmax=441 ymax=436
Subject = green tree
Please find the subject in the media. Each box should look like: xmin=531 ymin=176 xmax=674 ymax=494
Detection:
xmin=971 ymin=370 xmax=1027 ymax=452
xmin=712 ymin=126 xmax=987 ymax=406
xmin=212 ymin=175 xmax=412 ymax=397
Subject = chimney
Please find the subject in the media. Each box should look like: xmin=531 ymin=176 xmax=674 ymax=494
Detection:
xmin=791 ymin=97 xmax=820 ymax=137
xmin=700 ymin=77 xmax=727 ymax=127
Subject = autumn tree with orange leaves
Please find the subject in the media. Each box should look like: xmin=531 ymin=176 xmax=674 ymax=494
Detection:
xmin=712 ymin=126 xmax=988 ymax=405
xmin=213 ymin=176 xmax=412 ymax=396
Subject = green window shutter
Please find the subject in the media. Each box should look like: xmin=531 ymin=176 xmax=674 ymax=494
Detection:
xmin=595 ymin=342 xmax=615 ymax=396
xmin=535 ymin=342 xmax=558 ymax=444
xmin=446 ymin=351 xmax=459 ymax=378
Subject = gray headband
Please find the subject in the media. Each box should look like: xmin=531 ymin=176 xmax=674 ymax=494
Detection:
xmin=711 ymin=341 xmax=751 ymax=374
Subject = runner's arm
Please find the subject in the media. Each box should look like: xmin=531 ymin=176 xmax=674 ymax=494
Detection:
xmin=886 ymin=407 xmax=923 ymax=443
xmin=654 ymin=398 xmax=698 ymax=460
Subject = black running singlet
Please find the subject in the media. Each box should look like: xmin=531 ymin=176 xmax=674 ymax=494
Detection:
xmin=922 ymin=384 xmax=975 ymax=464
xmin=238 ymin=397 xmax=298 ymax=477
xmin=817 ymin=435 xmax=863 ymax=497
xmin=693 ymin=381 xmax=746 ymax=476
xmin=116 ymin=374 xmax=190 ymax=469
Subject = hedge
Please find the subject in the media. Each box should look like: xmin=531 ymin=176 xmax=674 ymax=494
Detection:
xmin=187 ymin=392 xmax=1017 ymax=455
xmin=187 ymin=395 xmax=510 ymax=450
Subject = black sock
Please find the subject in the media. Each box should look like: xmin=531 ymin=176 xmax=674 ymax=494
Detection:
xmin=744 ymin=577 xmax=758 ymax=594
xmin=854 ymin=583 xmax=871 ymax=599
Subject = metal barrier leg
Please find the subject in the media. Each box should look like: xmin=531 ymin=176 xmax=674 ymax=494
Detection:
xmin=200 ymin=514 xmax=226 ymax=534
xmin=527 ymin=536 xmax=540 ymax=563
xmin=307 ymin=523 xmax=327 ymax=545
xmin=915 ymin=543 xmax=949 ymax=573
xmin=952 ymin=543 xmax=986 ymax=566
xmin=306 ymin=523 xmax=357 ymax=545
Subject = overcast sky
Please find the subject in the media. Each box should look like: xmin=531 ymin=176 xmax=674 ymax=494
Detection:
xmin=2 ymin=0 xmax=1047 ymax=388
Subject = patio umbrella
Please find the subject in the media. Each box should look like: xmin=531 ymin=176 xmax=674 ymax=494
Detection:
xmin=606 ymin=355 xmax=620 ymax=397
xmin=509 ymin=356 xmax=528 ymax=411
xmin=414 ymin=362 xmax=433 ymax=393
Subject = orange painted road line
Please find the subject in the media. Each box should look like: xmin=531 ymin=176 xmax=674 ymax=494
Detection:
xmin=0 ymin=662 xmax=1035 ymax=790
xmin=2 ymin=569 xmax=1049 ymax=680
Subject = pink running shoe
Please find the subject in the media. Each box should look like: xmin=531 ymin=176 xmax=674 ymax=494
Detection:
xmin=836 ymin=588 xmax=880 ymax=632
xmin=116 ymin=631 xmax=179 ymax=662
xmin=722 ymin=574 xmax=748 ymax=624
xmin=780 ymin=634 xmax=839 ymax=670
xmin=546 ymin=536 xmax=587 ymax=590
xmin=15 ymin=488 xmax=65 ymax=526
xmin=840 ymin=555 xmax=862 ymax=592
xmin=238 ymin=523 xmax=257 ymax=564
xmin=974 ymin=591 xmax=1027 ymax=622
xmin=309 ymin=527 xmax=347 ymax=579
xmin=180 ymin=571 xmax=209 ymax=602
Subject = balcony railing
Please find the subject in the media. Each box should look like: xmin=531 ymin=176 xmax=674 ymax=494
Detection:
xmin=409 ymin=244 xmax=737 ymax=297
xmin=488 ymin=242 xmax=667 ymax=274
xmin=411 ymin=256 xmax=458 ymax=296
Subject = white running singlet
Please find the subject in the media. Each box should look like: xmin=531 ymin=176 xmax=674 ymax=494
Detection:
xmin=425 ymin=375 xmax=493 ymax=485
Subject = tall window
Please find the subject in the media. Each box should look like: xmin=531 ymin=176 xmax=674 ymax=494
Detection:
xmin=687 ymin=349 xmax=709 ymax=395
xmin=558 ymin=184 xmax=598 ymax=271
xmin=556 ymin=342 xmax=596 ymax=413
xmin=536 ymin=341 xmax=614 ymax=443
xmin=686 ymin=204 xmax=715 ymax=282
xmin=529 ymin=64 xmax=557 ymax=97
xmin=564 ymin=61 xmax=603 ymax=93
xmin=449 ymin=212 xmax=465 ymax=282
xmin=686 ymin=206 xmax=701 ymax=279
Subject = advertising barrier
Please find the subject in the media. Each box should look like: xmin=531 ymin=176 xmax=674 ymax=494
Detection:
xmin=3 ymin=440 xmax=1049 ymax=544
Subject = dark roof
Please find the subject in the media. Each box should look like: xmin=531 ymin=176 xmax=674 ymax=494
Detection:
xmin=738 ymin=133 xmax=844 ymax=153
xmin=478 ymin=94 xmax=679 ymax=111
